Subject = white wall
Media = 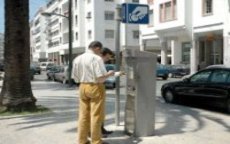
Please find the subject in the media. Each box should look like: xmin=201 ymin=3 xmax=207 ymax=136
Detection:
xmin=184 ymin=0 xmax=193 ymax=39
xmin=31 ymin=6 xmax=49 ymax=61
xmin=154 ymin=0 xmax=185 ymax=31
xmin=193 ymin=0 xmax=225 ymax=28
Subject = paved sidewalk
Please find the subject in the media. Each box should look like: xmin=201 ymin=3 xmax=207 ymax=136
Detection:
xmin=0 ymin=81 xmax=230 ymax=144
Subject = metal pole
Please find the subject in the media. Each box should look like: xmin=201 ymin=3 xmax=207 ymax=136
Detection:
xmin=115 ymin=5 xmax=121 ymax=126
xmin=228 ymin=0 xmax=230 ymax=11
xmin=68 ymin=0 xmax=73 ymax=86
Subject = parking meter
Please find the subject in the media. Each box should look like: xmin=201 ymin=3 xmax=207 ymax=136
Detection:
xmin=123 ymin=49 xmax=157 ymax=137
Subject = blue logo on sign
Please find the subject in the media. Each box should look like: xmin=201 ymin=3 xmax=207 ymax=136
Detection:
xmin=122 ymin=3 xmax=149 ymax=24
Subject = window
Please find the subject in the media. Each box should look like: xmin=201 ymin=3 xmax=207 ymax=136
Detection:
xmin=75 ymin=32 xmax=78 ymax=40
xmin=50 ymin=30 xmax=59 ymax=37
xmin=48 ymin=40 xmax=60 ymax=48
xmin=105 ymin=0 xmax=114 ymax=2
xmin=34 ymin=18 xmax=40 ymax=26
xmin=48 ymin=19 xmax=59 ymax=27
xmin=148 ymin=0 xmax=154 ymax=5
xmin=149 ymin=10 xmax=154 ymax=26
xmin=203 ymin=0 xmax=213 ymax=16
xmin=75 ymin=0 xmax=78 ymax=9
xmin=75 ymin=15 xmax=78 ymax=26
xmin=87 ymin=12 xmax=91 ymax=19
xmin=133 ymin=31 xmax=139 ymax=39
xmin=105 ymin=11 xmax=115 ymax=20
xmin=190 ymin=71 xmax=212 ymax=83
xmin=210 ymin=70 xmax=229 ymax=83
xmin=132 ymin=0 xmax=139 ymax=3
xmin=35 ymin=37 xmax=41 ymax=43
xmin=160 ymin=0 xmax=177 ymax=22
xmin=88 ymin=30 xmax=92 ymax=39
xmin=105 ymin=30 xmax=114 ymax=39
xmin=165 ymin=2 xmax=171 ymax=21
xmin=182 ymin=42 xmax=191 ymax=64
xmin=226 ymin=74 xmax=230 ymax=83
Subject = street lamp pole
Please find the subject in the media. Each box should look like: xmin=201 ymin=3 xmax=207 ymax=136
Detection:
xmin=68 ymin=0 xmax=73 ymax=86
xmin=115 ymin=4 xmax=121 ymax=126
xmin=41 ymin=0 xmax=73 ymax=87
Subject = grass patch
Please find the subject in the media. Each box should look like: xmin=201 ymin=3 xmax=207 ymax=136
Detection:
xmin=0 ymin=105 xmax=50 ymax=116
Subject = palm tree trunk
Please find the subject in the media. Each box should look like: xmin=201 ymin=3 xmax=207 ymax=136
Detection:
xmin=0 ymin=0 xmax=36 ymax=111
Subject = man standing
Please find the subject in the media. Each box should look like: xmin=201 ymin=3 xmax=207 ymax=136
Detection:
xmin=100 ymin=48 xmax=114 ymax=137
xmin=72 ymin=41 xmax=114 ymax=144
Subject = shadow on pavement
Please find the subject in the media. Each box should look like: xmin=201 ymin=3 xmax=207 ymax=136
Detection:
xmin=154 ymin=98 xmax=205 ymax=136
xmin=7 ymin=95 xmax=78 ymax=131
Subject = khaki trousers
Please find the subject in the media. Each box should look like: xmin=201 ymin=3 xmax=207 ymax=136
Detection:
xmin=78 ymin=83 xmax=105 ymax=144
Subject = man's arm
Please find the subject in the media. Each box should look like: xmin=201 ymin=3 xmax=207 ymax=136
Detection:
xmin=96 ymin=70 xmax=114 ymax=83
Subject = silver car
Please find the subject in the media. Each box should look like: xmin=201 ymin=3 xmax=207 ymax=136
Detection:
xmin=53 ymin=66 xmax=69 ymax=84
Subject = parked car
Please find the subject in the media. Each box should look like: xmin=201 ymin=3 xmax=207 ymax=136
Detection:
xmin=105 ymin=64 xmax=116 ymax=88
xmin=30 ymin=66 xmax=36 ymax=80
xmin=46 ymin=63 xmax=57 ymax=71
xmin=0 ymin=63 xmax=4 ymax=71
xmin=157 ymin=64 xmax=169 ymax=80
xmin=167 ymin=64 xmax=190 ymax=78
xmin=53 ymin=66 xmax=69 ymax=84
xmin=161 ymin=65 xmax=230 ymax=113
xmin=40 ymin=62 xmax=55 ymax=71
xmin=30 ymin=63 xmax=41 ymax=74
xmin=47 ymin=65 xmax=61 ymax=80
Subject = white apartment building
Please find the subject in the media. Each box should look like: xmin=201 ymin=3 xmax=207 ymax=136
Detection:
xmin=0 ymin=33 xmax=4 ymax=61
xmin=30 ymin=0 xmax=140 ymax=65
xmin=140 ymin=0 xmax=230 ymax=74
xmin=30 ymin=6 xmax=48 ymax=62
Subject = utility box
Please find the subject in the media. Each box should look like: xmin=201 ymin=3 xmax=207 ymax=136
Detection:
xmin=123 ymin=49 xmax=156 ymax=137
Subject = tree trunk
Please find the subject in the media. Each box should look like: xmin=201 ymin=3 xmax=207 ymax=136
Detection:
xmin=0 ymin=0 xmax=36 ymax=111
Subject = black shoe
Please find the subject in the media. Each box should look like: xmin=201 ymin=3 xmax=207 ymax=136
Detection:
xmin=103 ymin=130 xmax=113 ymax=135
xmin=101 ymin=127 xmax=113 ymax=135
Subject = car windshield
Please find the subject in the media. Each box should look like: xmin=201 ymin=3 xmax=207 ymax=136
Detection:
xmin=47 ymin=63 xmax=54 ymax=66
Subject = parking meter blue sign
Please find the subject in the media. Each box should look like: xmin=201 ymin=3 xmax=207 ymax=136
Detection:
xmin=122 ymin=3 xmax=149 ymax=24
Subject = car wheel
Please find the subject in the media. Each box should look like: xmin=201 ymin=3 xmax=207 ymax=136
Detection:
xmin=163 ymin=89 xmax=176 ymax=103
xmin=162 ymin=75 xmax=168 ymax=80
xmin=226 ymin=99 xmax=230 ymax=114
xmin=113 ymin=83 xmax=116 ymax=89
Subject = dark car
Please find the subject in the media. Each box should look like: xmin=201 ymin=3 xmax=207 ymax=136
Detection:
xmin=0 ymin=63 xmax=4 ymax=71
xmin=105 ymin=64 xmax=116 ymax=88
xmin=30 ymin=66 xmax=36 ymax=80
xmin=168 ymin=65 xmax=190 ymax=78
xmin=157 ymin=64 xmax=169 ymax=80
xmin=161 ymin=65 xmax=230 ymax=113
xmin=31 ymin=63 xmax=41 ymax=74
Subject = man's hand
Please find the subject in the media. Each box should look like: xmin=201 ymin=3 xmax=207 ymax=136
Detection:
xmin=108 ymin=70 xmax=115 ymax=76
xmin=114 ymin=71 xmax=126 ymax=77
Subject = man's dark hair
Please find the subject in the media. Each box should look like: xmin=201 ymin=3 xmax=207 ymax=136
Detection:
xmin=88 ymin=41 xmax=103 ymax=49
xmin=101 ymin=47 xmax=114 ymax=56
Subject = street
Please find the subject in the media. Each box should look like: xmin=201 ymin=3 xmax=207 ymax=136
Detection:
xmin=0 ymin=72 xmax=229 ymax=144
